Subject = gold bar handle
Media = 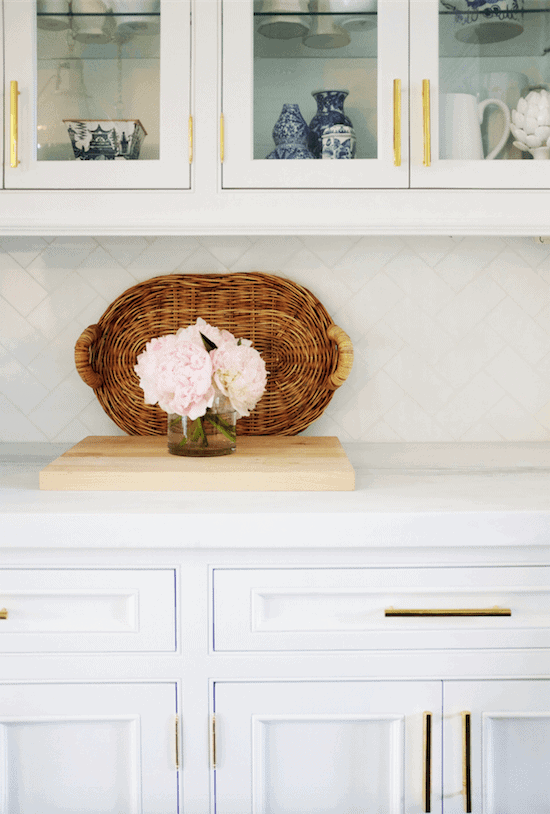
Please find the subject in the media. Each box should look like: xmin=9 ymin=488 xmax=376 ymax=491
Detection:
xmin=422 ymin=79 xmax=431 ymax=167
xmin=385 ymin=606 xmax=511 ymax=617
xmin=393 ymin=78 xmax=401 ymax=167
xmin=188 ymin=115 xmax=193 ymax=164
xmin=10 ymin=80 xmax=20 ymax=168
xmin=423 ymin=711 xmax=432 ymax=813
xmin=0 ymin=608 xmax=7 ymax=620
xmin=220 ymin=113 xmax=224 ymax=163
xmin=462 ymin=712 xmax=472 ymax=813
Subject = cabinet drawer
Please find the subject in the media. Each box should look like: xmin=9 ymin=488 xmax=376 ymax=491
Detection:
xmin=213 ymin=567 xmax=550 ymax=651
xmin=0 ymin=569 xmax=176 ymax=652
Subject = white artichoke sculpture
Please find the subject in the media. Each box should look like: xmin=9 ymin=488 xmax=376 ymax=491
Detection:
xmin=511 ymin=89 xmax=550 ymax=159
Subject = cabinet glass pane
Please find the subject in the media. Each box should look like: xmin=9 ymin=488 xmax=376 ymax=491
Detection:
xmin=36 ymin=0 xmax=160 ymax=161
xmin=439 ymin=0 xmax=550 ymax=161
xmin=253 ymin=0 xmax=377 ymax=160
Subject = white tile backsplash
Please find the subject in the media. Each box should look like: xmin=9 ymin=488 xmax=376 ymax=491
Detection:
xmin=2 ymin=234 xmax=550 ymax=442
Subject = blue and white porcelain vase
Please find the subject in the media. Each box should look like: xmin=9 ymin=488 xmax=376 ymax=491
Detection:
xmin=266 ymin=104 xmax=316 ymax=159
xmin=308 ymin=90 xmax=353 ymax=157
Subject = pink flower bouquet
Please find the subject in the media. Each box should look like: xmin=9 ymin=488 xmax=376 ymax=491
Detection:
xmin=134 ymin=318 xmax=267 ymax=454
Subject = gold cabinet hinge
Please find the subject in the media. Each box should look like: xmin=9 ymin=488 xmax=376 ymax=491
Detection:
xmin=175 ymin=715 xmax=180 ymax=770
xmin=210 ymin=713 xmax=217 ymax=769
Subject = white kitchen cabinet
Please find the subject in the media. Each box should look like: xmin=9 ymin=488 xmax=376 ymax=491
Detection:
xmin=1 ymin=0 xmax=550 ymax=232
xmin=3 ymin=0 xmax=191 ymax=189
xmin=223 ymin=0 xmax=550 ymax=190
xmin=214 ymin=677 xmax=550 ymax=814
xmin=214 ymin=679 xmax=441 ymax=814
xmin=443 ymin=679 xmax=550 ymax=814
xmin=3 ymin=445 xmax=550 ymax=812
xmin=221 ymin=0 xmax=409 ymax=188
xmin=0 ymin=680 xmax=179 ymax=814
xmin=410 ymin=0 xmax=550 ymax=188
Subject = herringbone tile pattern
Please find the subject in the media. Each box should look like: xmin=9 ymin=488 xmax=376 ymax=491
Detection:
xmin=2 ymin=235 xmax=550 ymax=442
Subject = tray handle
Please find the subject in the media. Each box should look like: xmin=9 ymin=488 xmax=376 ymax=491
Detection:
xmin=75 ymin=324 xmax=103 ymax=388
xmin=327 ymin=324 xmax=353 ymax=389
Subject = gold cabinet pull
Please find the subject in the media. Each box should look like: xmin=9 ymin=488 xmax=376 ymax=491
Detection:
xmin=423 ymin=711 xmax=432 ymax=813
xmin=220 ymin=113 xmax=224 ymax=163
xmin=188 ymin=115 xmax=193 ymax=164
xmin=175 ymin=715 xmax=180 ymax=770
xmin=393 ymin=78 xmax=401 ymax=167
xmin=462 ymin=712 xmax=472 ymax=813
xmin=10 ymin=80 xmax=20 ymax=168
xmin=385 ymin=606 xmax=511 ymax=617
xmin=210 ymin=713 xmax=217 ymax=769
xmin=422 ymin=79 xmax=431 ymax=167
xmin=0 ymin=608 xmax=7 ymax=620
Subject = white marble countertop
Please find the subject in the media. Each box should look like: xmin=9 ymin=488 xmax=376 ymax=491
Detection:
xmin=1 ymin=441 xmax=550 ymax=549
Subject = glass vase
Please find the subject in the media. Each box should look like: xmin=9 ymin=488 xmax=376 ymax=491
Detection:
xmin=167 ymin=394 xmax=237 ymax=457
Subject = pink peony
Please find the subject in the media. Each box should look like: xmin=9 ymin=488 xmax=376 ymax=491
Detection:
xmin=211 ymin=341 xmax=267 ymax=417
xmin=176 ymin=317 xmax=237 ymax=350
xmin=135 ymin=332 xmax=214 ymax=420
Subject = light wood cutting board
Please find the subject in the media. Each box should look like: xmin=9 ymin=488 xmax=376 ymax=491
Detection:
xmin=39 ymin=436 xmax=355 ymax=492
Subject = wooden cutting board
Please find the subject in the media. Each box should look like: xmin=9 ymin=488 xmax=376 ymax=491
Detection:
xmin=39 ymin=435 xmax=355 ymax=492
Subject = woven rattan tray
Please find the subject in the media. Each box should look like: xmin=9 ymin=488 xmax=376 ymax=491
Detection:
xmin=75 ymin=272 xmax=353 ymax=436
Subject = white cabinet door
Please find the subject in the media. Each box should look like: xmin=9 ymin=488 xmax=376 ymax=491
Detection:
xmin=0 ymin=681 xmax=179 ymax=814
xmin=214 ymin=680 xmax=441 ymax=814
xmin=4 ymin=0 xmax=191 ymax=189
xmin=443 ymin=680 xmax=550 ymax=814
xmin=410 ymin=0 xmax=550 ymax=188
xmin=221 ymin=0 xmax=409 ymax=189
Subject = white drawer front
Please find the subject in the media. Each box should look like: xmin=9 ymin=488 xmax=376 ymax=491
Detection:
xmin=213 ymin=567 xmax=550 ymax=651
xmin=0 ymin=569 xmax=176 ymax=652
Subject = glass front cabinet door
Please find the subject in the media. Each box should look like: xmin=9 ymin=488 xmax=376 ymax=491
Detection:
xmin=221 ymin=0 xmax=409 ymax=188
xmin=411 ymin=0 xmax=550 ymax=188
xmin=4 ymin=0 xmax=191 ymax=189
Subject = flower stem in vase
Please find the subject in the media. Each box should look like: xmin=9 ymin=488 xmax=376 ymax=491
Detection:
xmin=167 ymin=397 xmax=237 ymax=457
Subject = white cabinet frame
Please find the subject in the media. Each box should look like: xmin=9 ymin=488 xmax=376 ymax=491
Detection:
xmin=4 ymin=0 xmax=192 ymax=189
xmin=221 ymin=0 xmax=409 ymax=188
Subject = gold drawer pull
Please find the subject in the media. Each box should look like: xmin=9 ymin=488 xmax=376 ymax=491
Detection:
xmin=423 ymin=711 xmax=432 ymax=812
xmin=0 ymin=608 xmax=8 ymax=619
xmin=385 ymin=606 xmax=511 ymax=617
xmin=462 ymin=711 xmax=472 ymax=812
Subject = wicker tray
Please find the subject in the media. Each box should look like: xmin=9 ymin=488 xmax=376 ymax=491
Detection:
xmin=75 ymin=272 xmax=353 ymax=436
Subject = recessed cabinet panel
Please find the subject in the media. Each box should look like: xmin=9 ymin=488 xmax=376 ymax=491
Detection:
xmin=222 ymin=0 xmax=409 ymax=188
xmin=0 ymin=682 xmax=178 ymax=814
xmin=4 ymin=0 xmax=191 ymax=189
xmin=214 ymin=680 xmax=441 ymax=814
xmin=0 ymin=568 xmax=176 ymax=652
xmin=213 ymin=566 xmax=550 ymax=651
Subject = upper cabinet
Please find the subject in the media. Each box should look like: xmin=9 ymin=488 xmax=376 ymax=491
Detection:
xmin=4 ymin=0 xmax=191 ymax=189
xmin=223 ymin=0 xmax=550 ymax=189
xmin=411 ymin=0 xmax=550 ymax=188
xmin=222 ymin=0 xmax=409 ymax=188
xmin=1 ymin=0 xmax=550 ymax=231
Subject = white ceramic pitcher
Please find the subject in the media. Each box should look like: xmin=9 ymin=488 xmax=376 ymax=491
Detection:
xmin=439 ymin=93 xmax=511 ymax=160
